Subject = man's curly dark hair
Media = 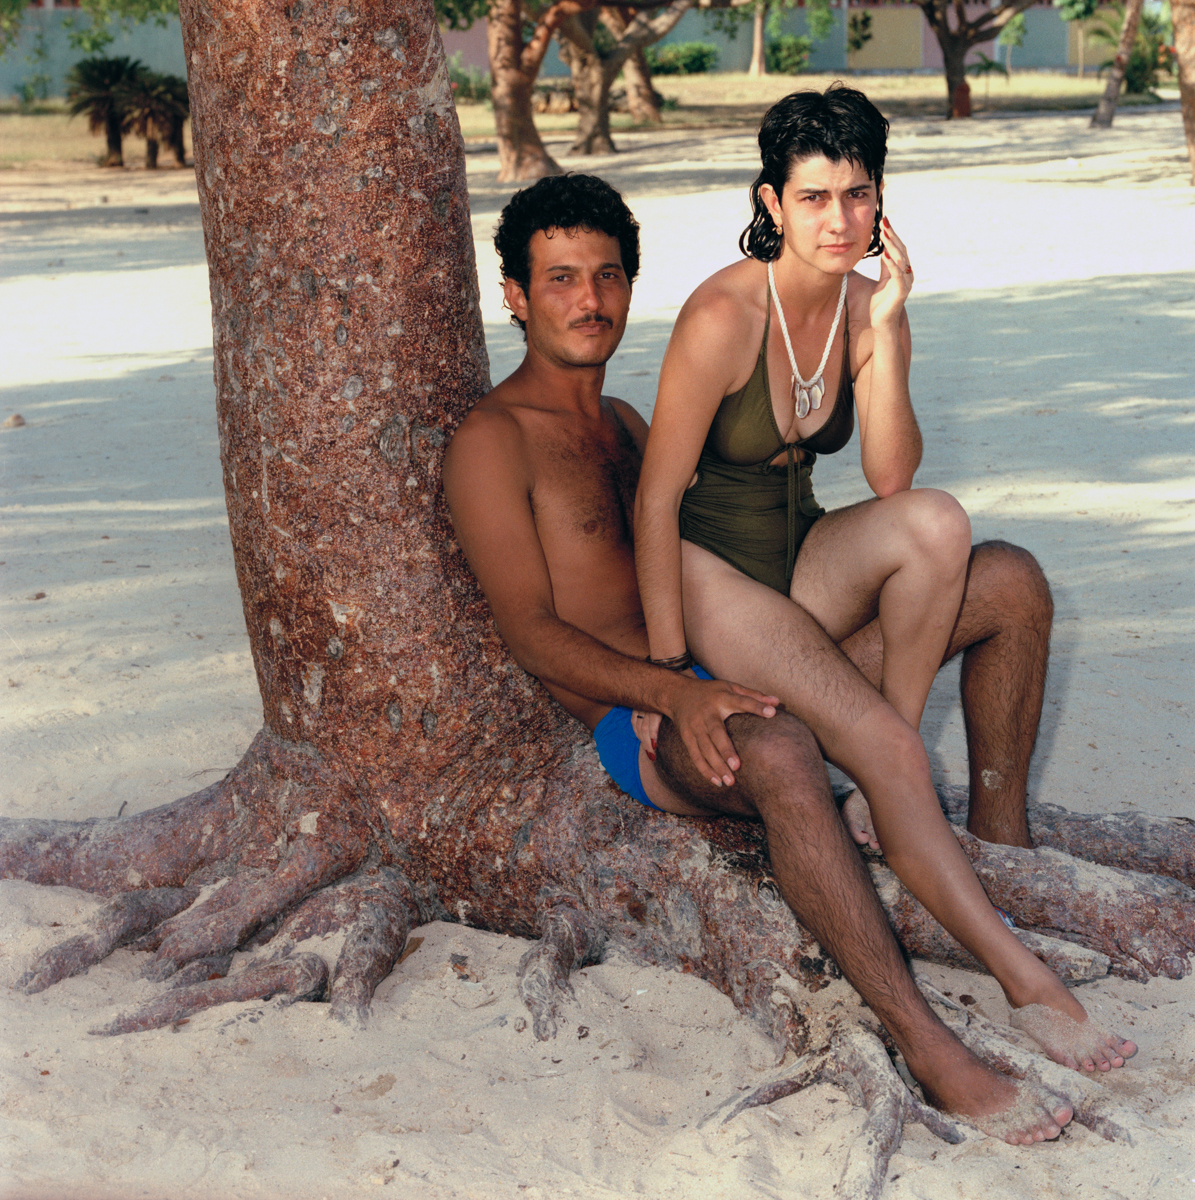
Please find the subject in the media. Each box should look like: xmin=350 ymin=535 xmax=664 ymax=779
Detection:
xmin=494 ymin=174 xmax=641 ymax=331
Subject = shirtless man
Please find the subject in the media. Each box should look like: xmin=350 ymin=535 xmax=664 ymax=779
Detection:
xmin=443 ymin=173 xmax=1132 ymax=1146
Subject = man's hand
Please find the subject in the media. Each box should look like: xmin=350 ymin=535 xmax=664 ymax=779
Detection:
xmin=666 ymin=676 xmax=779 ymax=788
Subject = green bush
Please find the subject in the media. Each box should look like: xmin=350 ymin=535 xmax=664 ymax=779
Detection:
xmin=766 ymin=34 xmax=812 ymax=75
xmin=447 ymin=51 xmax=491 ymax=103
xmin=1091 ymin=4 xmax=1175 ymax=94
xmin=644 ymin=41 xmax=719 ymax=75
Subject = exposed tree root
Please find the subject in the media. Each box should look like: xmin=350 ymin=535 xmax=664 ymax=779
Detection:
xmin=703 ymin=1026 xmax=965 ymax=1200
xmin=873 ymin=862 xmax=1113 ymax=981
xmin=955 ymin=828 xmax=1195 ymax=980
xmin=517 ymin=901 xmax=609 ymax=1040
xmin=939 ymin=786 xmax=1195 ymax=889
xmin=91 ymin=952 xmax=330 ymax=1036
xmin=18 ymin=886 xmax=200 ymax=994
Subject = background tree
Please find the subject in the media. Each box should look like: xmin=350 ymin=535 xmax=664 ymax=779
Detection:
xmin=556 ymin=0 xmax=693 ymax=155
xmin=1176 ymin=0 xmax=1195 ymax=182
xmin=5 ymin=2 xmax=1195 ymax=1194
xmin=1091 ymin=0 xmax=1146 ymax=126
xmin=912 ymin=0 xmax=1038 ymax=118
xmin=122 ymin=68 xmax=189 ymax=167
xmin=1088 ymin=0 xmax=1175 ymax=94
xmin=65 ymin=54 xmax=144 ymax=167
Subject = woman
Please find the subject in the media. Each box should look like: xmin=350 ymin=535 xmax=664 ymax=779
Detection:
xmin=634 ymin=85 xmax=1133 ymax=1076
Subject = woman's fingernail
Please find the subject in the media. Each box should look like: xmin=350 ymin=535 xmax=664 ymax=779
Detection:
xmin=647 ymin=752 xmax=656 ymax=762
xmin=651 ymin=739 xmax=657 ymax=750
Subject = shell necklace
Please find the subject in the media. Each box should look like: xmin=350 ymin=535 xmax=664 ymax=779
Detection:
xmin=767 ymin=262 xmax=848 ymax=420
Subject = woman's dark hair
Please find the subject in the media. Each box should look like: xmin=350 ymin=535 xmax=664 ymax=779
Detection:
xmin=494 ymin=173 xmax=640 ymax=330
xmin=740 ymin=84 xmax=889 ymax=262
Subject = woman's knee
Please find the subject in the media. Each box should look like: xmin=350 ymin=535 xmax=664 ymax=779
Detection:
xmin=890 ymin=489 xmax=972 ymax=573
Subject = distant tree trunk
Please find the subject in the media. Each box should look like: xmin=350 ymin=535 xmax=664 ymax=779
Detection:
xmin=146 ymin=132 xmax=160 ymax=168
xmin=560 ymin=14 xmax=619 ymax=155
xmin=915 ymin=0 xmax=1036 ymax=119
xmin=605 ymin=8 xmax=663 ymax=124
xmin=168 ymin=116 xmax=187 ymax=165
xmin=1091 ymin=0 xmax=1145 ymax=127
xmin=1169 ymin=0 xmax=1195 ymax=178
xmin=487 ymin=0 xmax=567 ymax=181
xmin=558 ymin=0 xmax=692 ymax=155
xmin=749 ymin=0 xmax=767 ymax=76
xmin=104 ymin=110 xmax=124 ymax=166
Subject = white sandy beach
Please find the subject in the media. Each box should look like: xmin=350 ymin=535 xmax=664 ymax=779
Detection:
xmin=1 ymin=105 xmax=1193 ymax=1199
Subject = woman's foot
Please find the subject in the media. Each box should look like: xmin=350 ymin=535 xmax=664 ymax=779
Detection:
xmin=841 ymin=788 xmax=880 ymax=851
xmin=1010 ymin=1002 xmax=1138 ymax=1072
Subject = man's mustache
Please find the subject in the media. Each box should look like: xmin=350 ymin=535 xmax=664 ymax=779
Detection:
xmin=569 ymin=315 xmax=613 ymax=330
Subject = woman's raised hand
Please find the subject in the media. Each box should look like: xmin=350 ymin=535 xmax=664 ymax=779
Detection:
xmin=870 ymin=215 xmax=913 ymax=331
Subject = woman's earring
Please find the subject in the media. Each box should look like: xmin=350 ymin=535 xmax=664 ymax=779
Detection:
xmin=774 ymin=222 xmax=783 ymax=236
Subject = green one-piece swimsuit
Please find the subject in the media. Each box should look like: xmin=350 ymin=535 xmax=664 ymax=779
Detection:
xmin=678 ymin=292 xmax=855 ymax=595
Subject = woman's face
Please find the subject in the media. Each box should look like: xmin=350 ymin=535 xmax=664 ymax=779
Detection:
xmin=760 ymin=154 xmax=878 ymax=275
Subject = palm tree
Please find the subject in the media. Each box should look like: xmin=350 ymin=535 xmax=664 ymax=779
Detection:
xmin=124 ymin=71 xmax=190 ymax=168
xmin=65 ymin=56 xmax=145 ymax=168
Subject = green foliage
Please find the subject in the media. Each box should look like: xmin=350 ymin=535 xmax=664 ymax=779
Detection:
xmin=766 ymin=33 xmax=812 ymax=74
xmin=435 ymin=0 xmax=491 ymax=33
xmin=447 ymin=51 xmax=491 ymax=103
xmin=1089 ymin=2 xmax=1175 ymax=93
xmin=847 ymin=12 xmax=873 ymax=54
xmin=63 ymin=0 xmax=177 ymax=54
xmin=997 ymin=12 xmax=1027 ymax=48
xmin=17 ymin=25 xmax=52 ymax=109
xmin=644 ymin=41 xmax=719 ymax=75
xmin=1054 ymin=0 xmax=1100 ymax=22
xmin=0 ymin=0 xmax=28 ymax=55
xmin=804 ymin=0 xmax=835 ymax=43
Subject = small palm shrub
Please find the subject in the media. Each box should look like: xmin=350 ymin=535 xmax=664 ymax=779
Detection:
xmin=1091 ymin=3 xmax=1176 ymax=94
xmin=65 ymin=55 xmax=144 ymax=167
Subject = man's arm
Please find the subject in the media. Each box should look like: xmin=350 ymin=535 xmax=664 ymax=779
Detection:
xmin=443 ymin=406 xmax=776 ymax=787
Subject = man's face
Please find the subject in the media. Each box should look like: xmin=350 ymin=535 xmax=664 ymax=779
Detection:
xmin=504 ymin=227 xmax=631 ymax=370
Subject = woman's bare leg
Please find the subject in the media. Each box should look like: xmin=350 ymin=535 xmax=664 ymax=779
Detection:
xmin=682 ymin=540 xmax=1135 ymax=1072
xmin=790 ymin=489 xmax=971 ymax=849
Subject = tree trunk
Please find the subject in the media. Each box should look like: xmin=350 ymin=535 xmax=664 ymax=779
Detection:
xmin=622 ymin=45 xmax=662 ymax=123
xmin=749 ymin=0 xmax=767 ymax=76
xmin=916 ymin=0 xmax=1037 ymax=120
xmin=104 ymin=109 xmax=124 ymax=166
xmin=168 ymin=116 xmax=187 ymax=166
xmin=1091 ymin=0 xmax=1145 ymax=127
xmin=1173 ymin=0 xmax=1195 ymax=183
xmin=488 ymin=0 xmax=563 ymax=181
xmin=941 ymin=36 xmax=970 ymax=119
xmin=4 ymin=0 xmax=1194 ymax=1185
xmin=145 ymin=134 xmax=159 ymax=168
xmin=560 ymin=12 xmax=621 ymax=154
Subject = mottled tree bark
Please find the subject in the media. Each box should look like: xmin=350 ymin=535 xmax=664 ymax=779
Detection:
xmin=2 ymin=1 xmax=1193 ymax=1193
xmin=748 ymin=0 xmax=767 ymax=76
xmin=914 ymin=0 xmax=1036 ymax=118
xmin=1091 ymin=0 xmax=1145 ymax=127
xmin=1172 ymin=0 xmax=1195 ymax=181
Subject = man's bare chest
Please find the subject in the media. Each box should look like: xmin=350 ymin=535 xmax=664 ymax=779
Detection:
xmin=529 ymin=427 xmax=641 ymax=555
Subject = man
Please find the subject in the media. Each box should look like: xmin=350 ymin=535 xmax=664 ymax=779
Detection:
xmin=443 ymin=174 xmax=1112 ymax=1146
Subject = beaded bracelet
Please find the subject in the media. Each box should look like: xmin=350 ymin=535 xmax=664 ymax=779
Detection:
xmin=648 ymin=651 xmax=693 ymax=672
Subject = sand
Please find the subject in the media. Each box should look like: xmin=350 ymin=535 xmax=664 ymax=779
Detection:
xmin=1 ymin=105 xmax=1193 ymax=1198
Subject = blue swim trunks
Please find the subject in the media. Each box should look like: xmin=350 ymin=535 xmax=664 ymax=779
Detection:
xmin=593 ymin=665 xmax=713 ymax=811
